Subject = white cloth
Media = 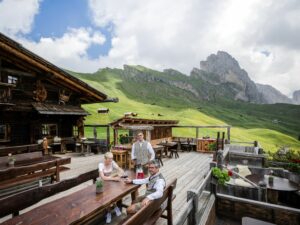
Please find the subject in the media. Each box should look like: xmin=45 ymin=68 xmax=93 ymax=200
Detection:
xmin=98 ymin=161 xmax=119 ymax=175
xmin=254 ymin=147 xmax=259 ymax=155
xmin=132 ymin=175 xmax=165 ymax=200
xmin=131 ymin=141 xmax=155 ymax=161
xmin=236 ymin=165 xmax=251 ymax=177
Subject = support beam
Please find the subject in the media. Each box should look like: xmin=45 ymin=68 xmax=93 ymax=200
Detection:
xmin=0 ymin=68 xmax=35 ymax=77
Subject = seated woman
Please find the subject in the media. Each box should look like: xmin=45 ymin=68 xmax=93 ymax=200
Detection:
xmin=98 ymin=152 xmax=125 ymax=224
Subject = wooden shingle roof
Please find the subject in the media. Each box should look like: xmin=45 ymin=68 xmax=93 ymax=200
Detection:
xmin=0 ymin=32 xmax=114 ymax=103
xmin=110 ymin=116 xmax=179 ymax=128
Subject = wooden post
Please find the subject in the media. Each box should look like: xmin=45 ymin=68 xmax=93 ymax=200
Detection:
xmin=146 ymin=130 xmax=151 ymax=141
xmin=93 ymin=127 xmax=97 ymax=139
xmin=187 ymin=189 xmax=199 ymax=225
xmin=55 ymin=160 xmax=60 ymax=182
xmin=113 ymin=129 xmax=118 ymax=145
xmin=217 ymin=149 xmax=224 ymax=169
xmin=167 ymin=185 xmax=174 ymax=225
xmin=196 ymin=127 xmax=199 ymax=139
xmin=106 ymin=125 xmax=110 ymax=152
xmin=227 ymin=127 xmax=230 ymax=143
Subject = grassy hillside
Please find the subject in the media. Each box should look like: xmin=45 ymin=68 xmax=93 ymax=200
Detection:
xmin=69 ymin=68 xmax=300 ymax=152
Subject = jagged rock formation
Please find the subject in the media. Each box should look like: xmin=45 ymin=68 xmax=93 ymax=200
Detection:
xmin=198 ymin=51 xmax=264 ymax=103
xmin=293 ymin=90 xmax=300 ymax=104
xmin=256 ymin=83 xmax=293 ymax=104
xmin=118 ymin=52 xmax=298 ymax=105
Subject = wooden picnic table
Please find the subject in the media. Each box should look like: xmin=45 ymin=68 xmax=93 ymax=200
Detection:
xmin=157 ymin=142 xmax=177 ymax=157
xmin=2 ymin=171 xmax=139 ymax=225
xmin=246 ymin=174 xmax=299 ymax=204
xmin=153 ymin=145 xmax=164 ymax=166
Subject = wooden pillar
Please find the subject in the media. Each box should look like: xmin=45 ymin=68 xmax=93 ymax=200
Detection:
xmin=113 ymin=128 xmax=118 ymax=145
xmin=0 ymin=58 xmax=2 ymax=82
xmin=146 ymin=130 xmax=151 ymax=141
xmin=187 ymin=189 xmax=199 ymax=225
xmin=93 ymin=127 xmax=97 ymax=139
xmin=196 ymin=127 xmax=199 ymax=139
xmin=106 ymin=125 xmax=110 ymax=152
xmin=227 ymin=127 xmax=231 ymax=143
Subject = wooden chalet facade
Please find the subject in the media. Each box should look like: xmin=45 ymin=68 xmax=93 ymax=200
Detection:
xmin=0 ymin=32 xmax=112 ymax=148
xmin=109 ymin=116 xmax=179 ymax=144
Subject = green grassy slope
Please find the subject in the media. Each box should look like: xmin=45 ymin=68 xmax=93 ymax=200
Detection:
xmin=69 ymin=68 xmax=300 ymax=152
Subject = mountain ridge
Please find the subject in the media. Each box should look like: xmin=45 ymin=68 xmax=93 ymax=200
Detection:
xmin=118 ymin=51 xmax=299 ymax=105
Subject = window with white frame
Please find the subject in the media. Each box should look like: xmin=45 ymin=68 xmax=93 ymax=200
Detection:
xmin=0 ymin=124 xmax=10 ymax=141
xmin=41 ymin=124 xmax=57 ymax=137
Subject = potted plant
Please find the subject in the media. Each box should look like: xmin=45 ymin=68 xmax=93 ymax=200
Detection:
xmin=211 ymin=167 xmax=231 ymax=185
xmin=208 ymin=142 xmax=217 ymax=151
xmin=95 ymin=178 xmax=104 ymax=193
xmin=7 ymin=153 xmax=16 ymax=167
xmin=208 ymin=142 xmax=217 ymax=161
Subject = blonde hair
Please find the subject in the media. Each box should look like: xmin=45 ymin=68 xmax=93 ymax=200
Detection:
xmin=104 ymin=152 xmax=113 ymax=159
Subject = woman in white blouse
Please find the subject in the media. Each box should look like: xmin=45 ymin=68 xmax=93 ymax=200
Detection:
xmin=99 ymin=152 xmax=124 ymax=181
xmin=98 ymin=152 xmax=124 ymax=223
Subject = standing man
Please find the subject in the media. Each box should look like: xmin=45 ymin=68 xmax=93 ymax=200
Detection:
xmin=125 ymin=160 xmax=165 ymax=214
xmin=131 ymin=132 xmax=155 ymax=175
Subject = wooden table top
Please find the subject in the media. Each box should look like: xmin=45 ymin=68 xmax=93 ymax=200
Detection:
xmin=246 ymin=174 xmax=299 ymax=191
xmin=3 ymin=171 xmax=139 ymax=225
xmin=157 ymin=142 xmax=177 ymax=147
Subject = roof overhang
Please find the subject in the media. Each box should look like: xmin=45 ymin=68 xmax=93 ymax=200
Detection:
xmin=32 ymin=103 xmax=89 ymax=116
xmin=0 ymin=32 xmax=112 ymax=103
xmin=119 ymin=124 xmax=154 ymax=130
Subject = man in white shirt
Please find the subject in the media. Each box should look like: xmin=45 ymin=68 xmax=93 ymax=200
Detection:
xmin=125 ymin=160 xmax=165 ymax=214
xmin=131 ymin=132 xmax=155 ymax=174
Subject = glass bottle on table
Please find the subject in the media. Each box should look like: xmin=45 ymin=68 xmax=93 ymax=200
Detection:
xmin=136 ymin=165 xmax=144 ymax=179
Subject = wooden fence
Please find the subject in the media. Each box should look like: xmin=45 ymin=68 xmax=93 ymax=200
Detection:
xmin=174 ymin=169 xmax=215 ymax=225
xmin=174 ymin=145 xmax=300 ymax=225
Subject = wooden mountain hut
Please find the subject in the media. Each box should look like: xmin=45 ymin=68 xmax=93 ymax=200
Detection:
xmin=0 ymin=32 xmax=116 ymax=154
xmin=109 ymin=116 xmax=179 ymax=146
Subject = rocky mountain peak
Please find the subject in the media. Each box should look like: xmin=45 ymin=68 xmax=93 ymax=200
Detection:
xmin=293 ymin=90 xmax=300 ymax=104
xmin=198 ymin=51 xmax=263 ymax=103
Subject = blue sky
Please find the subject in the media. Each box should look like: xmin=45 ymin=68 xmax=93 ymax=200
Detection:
xmin=0 ymin=0 xmax=300 ymax=96
xmin=26 ymin=0 xmax=111 ymax=58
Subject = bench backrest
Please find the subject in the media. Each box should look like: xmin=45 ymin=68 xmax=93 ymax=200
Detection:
xmin=0 ymin=144 xmax=42 ymax=156
xmin=0 ymin=152 xmax=43 ymax=167
xmin=122 ymin=178 xmax=177 ymax=225
xmin=0 ymin=169 xmax=99 ymax=218
xmin=0 ymin=157 xmax=71 ymax=190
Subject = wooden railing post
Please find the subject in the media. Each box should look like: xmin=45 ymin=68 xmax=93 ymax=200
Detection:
xmin=55 ymin=160 xmax=60 ymax=182
xmin=187 ymin=189 xmax=199 ymax=225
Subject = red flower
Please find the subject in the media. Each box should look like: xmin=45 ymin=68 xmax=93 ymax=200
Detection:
xmin=228 ymin=170 xmax=233 ymax=177
xmin=291 ymin=159 xmax=300 ymax=164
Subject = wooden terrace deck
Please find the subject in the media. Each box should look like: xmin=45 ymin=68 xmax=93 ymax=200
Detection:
xmin=0 ymin=151 xmax=213 ymax=224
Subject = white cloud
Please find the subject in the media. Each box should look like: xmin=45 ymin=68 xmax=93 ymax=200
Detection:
xmin=1 ymin=0 xmax=299 ymax=96
xmin=19 ymin=28 xmax=106 ymax=72
xmin=88 ymin=0 xmax=300 ymax=96
xmin=0 ymin=0 xmax=41 ymax=35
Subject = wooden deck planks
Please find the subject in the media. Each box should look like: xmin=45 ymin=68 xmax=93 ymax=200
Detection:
xmin=0 ymin=151 xmax=212 ymax=224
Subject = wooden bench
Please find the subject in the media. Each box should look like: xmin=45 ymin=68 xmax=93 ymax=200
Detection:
xmin=0 ymin=144 xmax=42 ymax=157
xmin=121 ymin=178 xmax=177 ymax=225
xmin=0 ymin=152 xmax=43 ymax=168
xmin=0 ymin=169 xmax=99 ymax=218
xmin=0 ymin=157 xmax=71 ymax=196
